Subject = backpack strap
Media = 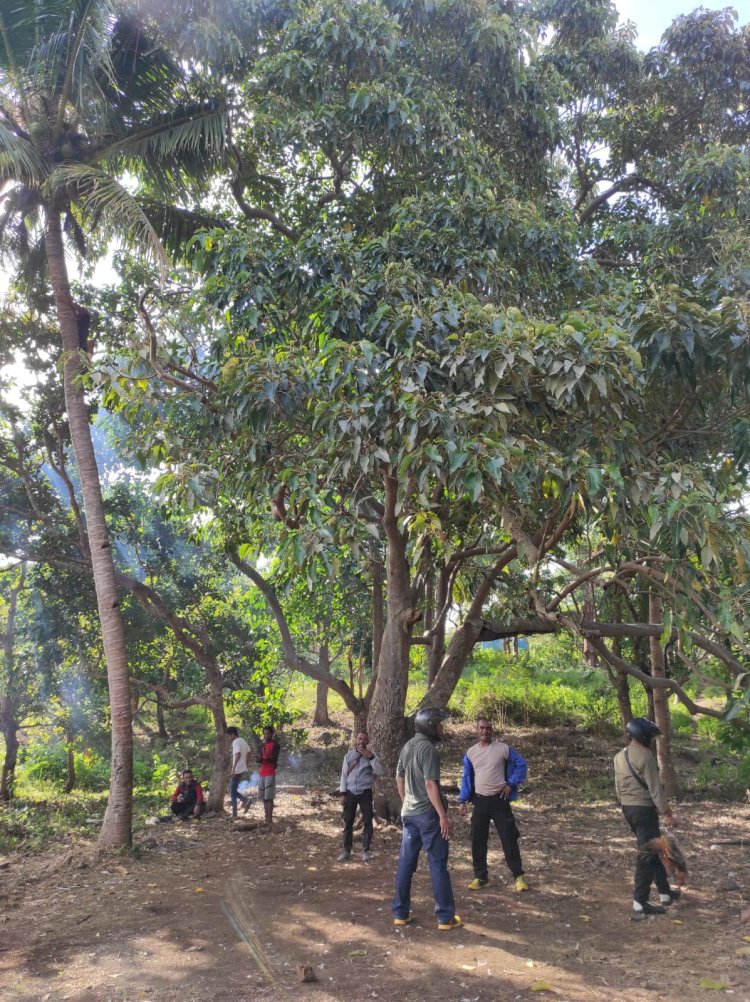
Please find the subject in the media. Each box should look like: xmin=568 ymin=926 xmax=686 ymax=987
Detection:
xmin=624 ymin=749 xmax=649 ymax=790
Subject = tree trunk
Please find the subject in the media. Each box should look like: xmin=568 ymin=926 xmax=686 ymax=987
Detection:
xmin=45 ymin=210 xmax=133 ymax=848
xmin=313 ymin=680 xmax=332 ymax=726
xmin=156 ymin=698 xmax=169 ymax=740
xmin=63 ymin=735 xmax=76 ymax=794
xmin=422 ymin=544 xmax=520 ymax=710
xmin=372 ymin=558 xmax=384 ymax=674
xmin=649 ymin=591 xmax=679 ymax=798
xmin=611 ymin=601 xmax=633 ymax=730
xmin=231 ymin=552 xmax=364 ymax=717
xmin=0 ymin=699 xmax=19 ymax=802
xmin=615 ymin=672 xmax=633 ymax=732
xmin=583 ymin=583 xmax=598 ymax=667
xmin=427 ymin=567 xmax=448 ymax=686
xmin=368 ymin=474 xmax=418 ymax=821
xmin=199 ymin=653 xmax=229 ymax=813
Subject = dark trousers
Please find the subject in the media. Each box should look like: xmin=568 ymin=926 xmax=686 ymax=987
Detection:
xmin=392 ymin=807 xmax=455 ymax=924
xmin=342 ymin=789 xmax=374 ymax=852
xmin=171 ymin=799 xmax=206 ymax=820
xmin=471 ymin=794 xmax=523 ymax=881
xmin=622 ymin=805 xmax=670 ymax=904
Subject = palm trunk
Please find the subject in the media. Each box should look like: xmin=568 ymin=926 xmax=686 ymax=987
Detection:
xmin=45 ymin=210 xmax=133 ymax=848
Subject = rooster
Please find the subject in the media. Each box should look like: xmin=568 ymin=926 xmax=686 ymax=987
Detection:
xmin=646 ymin=834 xmax=688 ymax=886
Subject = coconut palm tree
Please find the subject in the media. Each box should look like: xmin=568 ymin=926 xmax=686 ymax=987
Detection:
xmin=0 ymin=0 xmax=228 ymax=847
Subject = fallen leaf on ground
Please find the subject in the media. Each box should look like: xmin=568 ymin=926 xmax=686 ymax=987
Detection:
xmin=530 ymin=980 xmax=555 ymax=992
xmin=699 ymin=979 xmax=727 ymax=990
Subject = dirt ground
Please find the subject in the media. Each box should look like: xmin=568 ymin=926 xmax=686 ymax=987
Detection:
xmin=1 ymin=725 xmax=749 ymax=1002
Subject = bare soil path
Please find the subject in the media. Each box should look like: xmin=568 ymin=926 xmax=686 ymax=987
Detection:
xmin=1 ymin=726 xmax=749 ymax=1002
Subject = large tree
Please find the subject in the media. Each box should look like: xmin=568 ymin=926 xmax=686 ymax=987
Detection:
xmin=85 ymin=1 xmax=750 ymax=812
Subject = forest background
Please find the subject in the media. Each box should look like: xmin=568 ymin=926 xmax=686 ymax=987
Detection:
xmin=1 ymin=0 xmax=750 ymax=855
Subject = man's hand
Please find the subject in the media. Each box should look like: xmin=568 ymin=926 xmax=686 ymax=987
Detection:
xmin=499 ymin=783 xmax=512 ymax=800
xmin=662 ymin=813 xmax=677 ymax=829
xmin=340 ymin=794 xmax=347 ymax=808
xmin=439 ymin=813 xmax=451 ymax=840
xmin=458 ymin=802 xmax=467 ymax=817
xmin=177 ymin=794 xmax=184 ymax=802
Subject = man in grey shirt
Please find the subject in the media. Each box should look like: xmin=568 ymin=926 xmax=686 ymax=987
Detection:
xmin=391 ymin=708 xmax=461 ymax=931
xmin=338 ymin=731 xmax=382 ymax=862
xmin=614 ymin=717 xmax=679 ymax=919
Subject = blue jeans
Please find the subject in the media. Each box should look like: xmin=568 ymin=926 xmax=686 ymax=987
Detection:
xmin=229 ymin=773 xmax=249 ymax=816
xmin=392 ymin=808 xmax=455 ymax=924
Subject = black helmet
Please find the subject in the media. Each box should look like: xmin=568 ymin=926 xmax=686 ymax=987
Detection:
xmin=415 ymin=707 xmax=450 ymax=739
xmin=626 ymin=717 xmax=662 ymax=745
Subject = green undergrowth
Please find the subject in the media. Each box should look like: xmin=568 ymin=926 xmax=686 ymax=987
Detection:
xmin=0 ymin=788 xmax=168 ymax=855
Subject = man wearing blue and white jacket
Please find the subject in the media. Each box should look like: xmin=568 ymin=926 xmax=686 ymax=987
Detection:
xmin=457 ymin=718 xmax=529 ymax=891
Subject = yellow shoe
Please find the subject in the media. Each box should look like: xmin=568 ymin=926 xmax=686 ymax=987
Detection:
xmin=468 ymin=878 xmax=489 ymax=890
xmin=437 ymin=915 xmax=463 ymax=931
xmin=515 ymin=876 xmax=529 ymax=892
xmin=393 ymin=915 xmax=413 ymax=926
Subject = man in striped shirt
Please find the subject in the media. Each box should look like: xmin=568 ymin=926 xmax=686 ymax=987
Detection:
xmin=337 ymin=731 xmax=383 ymax=862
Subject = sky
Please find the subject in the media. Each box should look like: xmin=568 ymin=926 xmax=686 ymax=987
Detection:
xmin=617 ymin=0 xmax=750 ymax=48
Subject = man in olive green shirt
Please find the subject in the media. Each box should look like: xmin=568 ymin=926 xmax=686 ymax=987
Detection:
xmin=391 ymin=708 xmax=461 ymax=931
xmin=614 ymin=717 xmax=679 ymax=919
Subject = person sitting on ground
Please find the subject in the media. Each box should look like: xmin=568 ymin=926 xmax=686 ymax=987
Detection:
xmin=614 ymin=716 xmax=680 ymax=920
xmin=338 ymin=730 xmax=383 ymax=862
xmin=258 ymin=725 xmax=280 ymax=825
xmin=170 ymin=769 xmax=206 ymax=820
xmin=457 ymin=718 xmax=529 ymax=892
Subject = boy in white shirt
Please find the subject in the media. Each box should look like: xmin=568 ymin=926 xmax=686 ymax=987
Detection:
xmin=227 ymin=725 xmax=252 ymax=818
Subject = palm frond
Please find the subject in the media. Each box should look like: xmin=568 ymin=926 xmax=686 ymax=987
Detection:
xmin=95 ymin=102 xmax=228 ymax=199
xmin=55 ymin=0 xmax=101 ymax=131
xmin=44 ymin=161 xmax=168 ymax=281
xmin=1 ymin=1 xmax=97 ymax=77
xmin=92 ymin=12 xmax=183 ymax=132
xmin=140 ymin=198 xmax=228 ymax=257
xmin=101 ymin=102 xmax=228 ymax=164
xmin=0 ymin=122 xmax=47 ymax=184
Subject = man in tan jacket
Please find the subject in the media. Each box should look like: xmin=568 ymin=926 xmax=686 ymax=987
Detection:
xmin=614 ymin=717 xmax=679 ymax=919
